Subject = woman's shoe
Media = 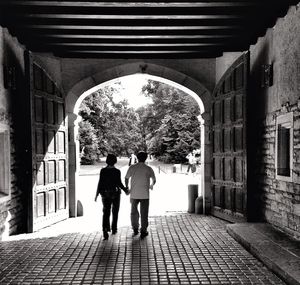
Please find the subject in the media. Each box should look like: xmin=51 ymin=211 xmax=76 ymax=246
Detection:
xmin=103 ymin=231 xmax=109 ymax=240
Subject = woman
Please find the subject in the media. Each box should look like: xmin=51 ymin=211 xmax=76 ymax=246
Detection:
xmin=95 ymin=154 xmax=129 ymax=240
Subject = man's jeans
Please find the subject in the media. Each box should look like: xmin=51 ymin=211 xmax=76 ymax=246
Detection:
xmin=130 ymin=198 xmax=149 ymax=232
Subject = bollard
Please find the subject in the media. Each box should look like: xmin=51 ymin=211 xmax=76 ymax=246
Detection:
xmin=195 ymin=196 xmax=203 ymax=214
xmin=174 ymin=164 xmax=181 ymax=173
xmin=77 ymin=200 xmax=84 ymax=217
xmin=172 ymin=165 xmax=176 ymax=173
xmin=188 ymin=184 xmax=198 ymax=213
xmin=204 ymin=197 xmax=211 ymax=215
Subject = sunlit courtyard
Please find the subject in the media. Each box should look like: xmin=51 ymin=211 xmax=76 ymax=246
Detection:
xmin=77 ymin=157 xmax=201 ymax=232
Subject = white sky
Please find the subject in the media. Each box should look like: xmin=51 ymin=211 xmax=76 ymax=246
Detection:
xmin=114 ymin=74 xmax=153 ymax=109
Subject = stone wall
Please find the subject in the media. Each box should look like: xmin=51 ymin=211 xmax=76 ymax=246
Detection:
xmin=215 ymin=52 xmax=243 ymax=82
xmin=256 ymin=105 xmax=300 ymax=238
xmin=250 ymin=4 xmax=300 ymax=239
xmin=0 ymin=27 xmax=11 ymax=239
xmin=61 ymin=58 xmax=216 ymax=95
xmin=0 ymin=27 xmax=26 ymax=239
xmin=34 ymin=53 xmax=63 ymax=92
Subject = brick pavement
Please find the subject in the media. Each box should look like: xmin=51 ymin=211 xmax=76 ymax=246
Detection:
xmin=0 ymin=214 xmax=285 ymax=285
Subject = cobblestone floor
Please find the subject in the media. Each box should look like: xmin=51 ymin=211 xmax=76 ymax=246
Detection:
xmin=0 ymin=214 xmax=285 ymax=285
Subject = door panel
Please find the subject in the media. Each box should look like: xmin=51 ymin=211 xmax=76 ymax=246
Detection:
xmin=211 ymin=53 xmax=249 ymax=222
xmin=25 ymin=52 xmax=69 ymax=232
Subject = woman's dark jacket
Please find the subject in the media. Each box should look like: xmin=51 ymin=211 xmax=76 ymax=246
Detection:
xmin=96 ymin=167 xmax=128 ymax=198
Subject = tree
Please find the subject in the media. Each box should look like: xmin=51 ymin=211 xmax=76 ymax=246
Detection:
xmin=140 ymin=80 xmax=201 ymax=163
xmin=78 ymin=81 xmax=146 ymax=163
xmin=78 ymin=78 xmax=201 ymax=164
xmin=78 ymin=120 xmax=99 ymax=164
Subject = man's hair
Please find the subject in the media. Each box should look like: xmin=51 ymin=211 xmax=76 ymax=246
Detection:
xmin=106 ymin=154 xmax=117 ymax=166
xmin=137 ymin=152 xmax=147 ymax=162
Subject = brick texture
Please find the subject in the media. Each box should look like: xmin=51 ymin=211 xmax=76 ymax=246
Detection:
xmin=0 ymin=214 xmax=285 ymax=285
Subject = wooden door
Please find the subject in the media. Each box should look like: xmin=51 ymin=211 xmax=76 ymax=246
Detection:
xmin=210 ymin=53 xmax=249 ymax=223
xmin=25 ymin=52 xmax=69 ymax=232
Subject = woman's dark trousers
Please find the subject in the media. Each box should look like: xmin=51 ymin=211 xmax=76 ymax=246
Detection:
xmin=102 ymin=195 xmax=120 ymax=232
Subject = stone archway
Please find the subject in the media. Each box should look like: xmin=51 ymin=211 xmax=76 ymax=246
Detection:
xmin=66 ymin=62 xmax=212 ymax=217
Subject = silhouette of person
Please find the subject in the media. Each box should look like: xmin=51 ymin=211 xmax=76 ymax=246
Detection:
xmin=186 ymin=151 xmax=197 ymax=174
xmin=95 ymin=154 xmax=129 ymax=240
xmin=125 ymin=151 xmax=156 ymax=239
xmin=128 ymin=153 xmax=138 ymax=166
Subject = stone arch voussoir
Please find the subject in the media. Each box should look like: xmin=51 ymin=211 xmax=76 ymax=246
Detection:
xmin=66 ymin=62 xmax=211 ymax=115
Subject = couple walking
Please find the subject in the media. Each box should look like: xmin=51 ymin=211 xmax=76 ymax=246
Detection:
xmin=95 ymin=152 xmax=156 ymax=240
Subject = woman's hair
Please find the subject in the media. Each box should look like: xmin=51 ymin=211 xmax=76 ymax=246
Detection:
xmin=106 ymin=154 xmax=117 ymax=166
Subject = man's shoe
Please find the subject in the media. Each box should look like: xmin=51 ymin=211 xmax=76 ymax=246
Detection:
xmin=133 ymin=229 xmax=139 ymax=236
xmin=140 ymin=231 xmax=148 ymax=239
xmin=103 ymin=231 xmax=109 ymax=240
xmin=112 ymin=229 xmax=117 ymax=235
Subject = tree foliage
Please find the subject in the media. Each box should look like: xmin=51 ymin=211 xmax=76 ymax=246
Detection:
xmin=78 ymin=79 xmax=201 ymax=164
xmin=139 ymin=80 xmax=201 ymax=163
xmin=78 ymin=81 xmax=145 ymax=164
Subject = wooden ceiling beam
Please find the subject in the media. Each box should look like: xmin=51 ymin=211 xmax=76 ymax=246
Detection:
xmin=8 ymin=24 xmax=245 ymax=31
xmin=53 ymin=49 xmax=224 ymax=59
xmin=19 ymin=34 xmax=250 ymax=44
xmin=28 ymin=43 xmax=230 ymax=51
xmin=22 ymin=34 xmax=241 ymax=40
xmin=0 ymin=0 xmax=296 ymax=59
xmin=26 ymin=42 xmax=249 ymax=55
xmin=9 ymin=24 xmax=254 ymax=38
xmin=1 ymin=3 xmax=273 ymax=20
xmin=0 ymin=1 xmax=270 ymax=9
xmin=2 ymin=14 xmax=257 ymax=28
xmin=6 ymin=14 xmax=245 ymax=20
xmin=31 ymin=42 xmax=247 ymax=49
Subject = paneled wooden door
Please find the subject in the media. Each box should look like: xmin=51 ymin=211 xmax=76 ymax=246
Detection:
xmin=25 ymin=52 xmax=69 ymax=232
xmin=211 ymin=53 xmax=249 ymax=223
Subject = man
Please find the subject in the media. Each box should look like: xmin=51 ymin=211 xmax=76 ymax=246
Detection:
xmin=125 ymin=151 xmax=156 ymax=239
xmin=186 ymin=151 xmax=196 ymax=174
xmin=128 ymin=153 xmax=137 ymax=166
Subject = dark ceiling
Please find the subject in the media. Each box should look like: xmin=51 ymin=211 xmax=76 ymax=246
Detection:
xmin=0 ymin=1 xmax=299 ymax=59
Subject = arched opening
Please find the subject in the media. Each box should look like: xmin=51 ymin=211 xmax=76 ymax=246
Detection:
xmin=66 ymin=63 xmax=212 ymax=219
xmin=74 ymin=74 xmax=205 ymax=115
